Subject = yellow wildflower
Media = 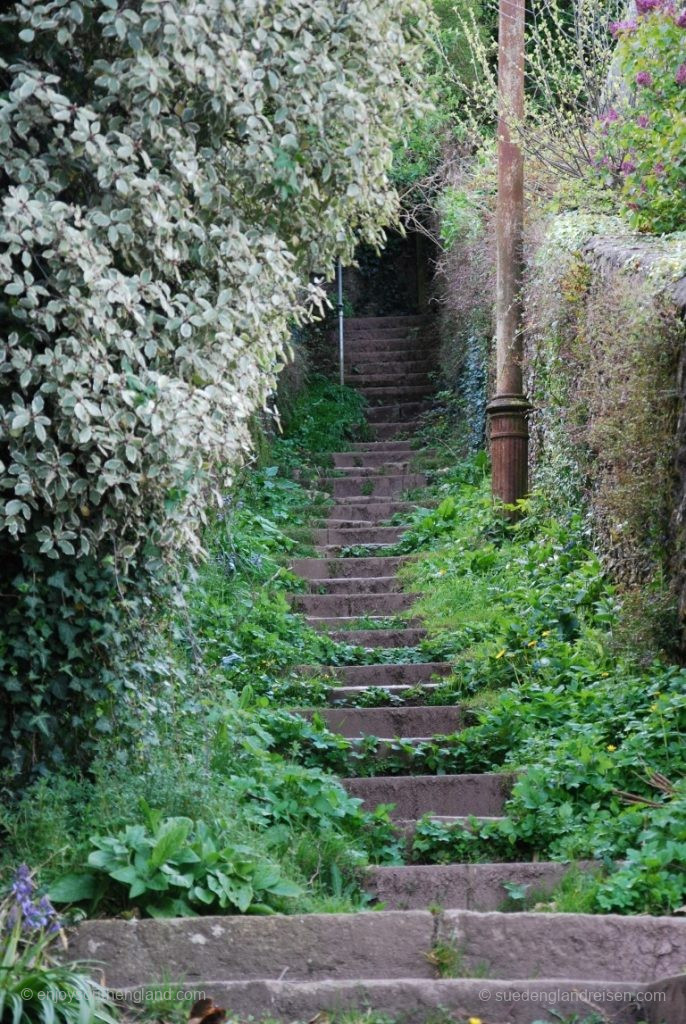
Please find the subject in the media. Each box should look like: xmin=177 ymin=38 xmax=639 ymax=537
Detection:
xmin=607 ymin=744 xmax=617 ymax=752
xmin=495 ymin=649 xmax=506 ymax=660
xmin=541 ymin=629 xmax=552 ymax=637
xmin=650 ymin=704 xmax=658 ymax=713
xmin=468 ymin=1018 xmax=483 ymax=1024
xmin=527 ymin=640 xmax=537 ymax=648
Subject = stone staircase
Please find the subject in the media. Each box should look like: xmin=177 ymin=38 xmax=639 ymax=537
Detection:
xmin=68 ymin=315 xmax=686 ymax=1023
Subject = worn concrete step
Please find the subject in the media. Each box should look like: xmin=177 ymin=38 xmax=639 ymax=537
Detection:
xmin=162 ymin=978 xmax=658 ymax=1024
xmin=290 ymin=591 xmax=416 ymax=618
xmin=312 ymin=526 xmax=404 ymax=546
xmin=68 ymin=909 xmax=686 ymax=987
xmin=370 ymin=420 xmax=423 ymax=440
xmin=440 ymin=910 xmax=686 ymax=983
xmin=324 ymin=662 xmax=452 ymax=685
xmin=346 ymin=372 xmax=432 ymax=388
xmin=329 ymin=500 xmax=416 ymax=520
xmin=367 ymin=861 xmax=599 ymax=912
xmin=308 ymin=575 xmax=401 ymax=595
xmin=315 ymin=545 xmax=401 ymax=557
xmin=367 ymin=402 xmax=433 ymax=424
xmin=350 ymin=440 xmax=424 ymax=452
xmin=329 ymin=626 xmax=426 ymax=647
xmin=329 ymin=682 xmax=442 ymax=703
xmin=324 ymin=473 xmax=425 ymax=498
xmin=299 ymin=704 xmax=464 ymax=739
xmin=346 ymin=313 xmax=431 ymax=328
xmin=346 ymin=357 xmax=434 ymax=373
xmin=310 ymin=616 xmax=422 ymax=631
xmin=344 ymin=773 xmax=513 ymax=818
xmin=346 ymin=348 xmax=438 ymax=364
xmin=333 ymin=449 xmax=427 ymax=468
xmin=360 ymin=385 xmax=434 ymax=402
xmin=332 ymin=461 xmax=413 ymax=475
xmin=394 ymin=815 xmax=506 ymax=845
xmin=291 ymin=555 xmax=410 ymax=580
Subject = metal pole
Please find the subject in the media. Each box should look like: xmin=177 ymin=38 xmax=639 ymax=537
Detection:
xmin=486 ymin=0 xmax=530 ymax=511
xmin=337 ymin=259 xmax=345 ymax=387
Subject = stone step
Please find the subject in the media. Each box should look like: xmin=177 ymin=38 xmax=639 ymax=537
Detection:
xmin=329 ymin=626 xmax=426 ymax=647
xmin=315 ymin=544 xmax=401 ymax=557
xmin=346 ymin=340 xmax=437 ymax=357
xmin=346 ymin=357 xmax=434 ymax=373
xmin=350 ymin=440 xmax=424 ymax=452
xmin=330 ymin=681 xmax=442 ymax=702
xmin=329 ymin=500 xmax=416 ymax=520
xmin=332 ymin=461 xmax=413 ymax=475
xmin=333 ymin=449 xmax=425 ymax=468
xmin=316 ymin=517 xmax=390 ymax=530
xmin=346 ymin=372 xmax=432 ymax=388
xmin=161 ymin=979 xmax=657 ymax=1024
xmin=308 ymin=575 xmax=401 ymax=594
xmin=324 ymin=473 xmax=425 ymax=498
xmin=343 ymin=773 xmax=513 ymax=818
xmin=324 ymin=661 xmax=452 ymax=690
xmin=360 ymin=385 xmax=434 ymax=402
xmin=346 ymin=314 xmax=432 ymax=329
xmin=312 ymin=525 xmax=404 ymax=546
xmin=346 ymin=346 xmax=436 ymax=362
xmin=310 ymin=616 xmax=422 ymax=632
xmin=298 ymin=704 xmax=464 ymax=739
xmin=68 ymin=909 xmax=686 ymax=986
xmin=291 ymin=555 xmax=410 ymax=579
xmin=290 ymin=591 xmax=416 ymax=618
xmin=367 ymin=861 xmax=599 ymax=912
xmin=366 ymin=402 xmax=433 ymax=424
xmin=394 ymin=815 xmax=506 ymax=844
xmin=371 ymin=420 xmax=423 ymax=440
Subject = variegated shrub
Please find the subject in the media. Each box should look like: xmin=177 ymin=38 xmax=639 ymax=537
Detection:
xmin=0 ymin=0 xmax=427 ymax=773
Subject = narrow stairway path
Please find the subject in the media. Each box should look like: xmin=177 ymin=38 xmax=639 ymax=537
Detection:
xmin=69 ymin=315 xmax=686 ymax=1024
xmin=287 ymin=314 xmax=686 ymax=1023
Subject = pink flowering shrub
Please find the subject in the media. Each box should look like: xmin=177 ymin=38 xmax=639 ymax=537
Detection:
xmin=602 ymin=2 xmax=686 ymax=233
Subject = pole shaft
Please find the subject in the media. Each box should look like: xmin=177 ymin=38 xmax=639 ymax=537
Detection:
xmin=488 ymin=0 xmax=529 ymax=510
xmin=337 ymin=260 xmax=345 ymax=388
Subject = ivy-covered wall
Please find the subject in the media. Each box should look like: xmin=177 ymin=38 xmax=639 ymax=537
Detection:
xmin=525 ymin=214 xmax=686 ymax=653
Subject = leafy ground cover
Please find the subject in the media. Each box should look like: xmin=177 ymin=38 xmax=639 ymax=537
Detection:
xmin=2 ymin=377 xmax=685 ymax=921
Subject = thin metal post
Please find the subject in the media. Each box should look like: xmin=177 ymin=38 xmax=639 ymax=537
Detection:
xmin=337 ymin=259 xmax=345 ymax=387
xmin=486 ymin=0 xmax=530 ymax=512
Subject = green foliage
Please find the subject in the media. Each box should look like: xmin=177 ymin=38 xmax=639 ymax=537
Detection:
xmin=0 ymin=0 xmax=427 ymax=776
xmin=391 ymin=0 xmax=488 ymax=188
xmin=50 ymin=809 xmax=303 ymax=918
xmin=411 ymin=816 xmax=531 ymax=864
xmin=1 ymin=869 xmax=115 ymax=1024
xmin=602 ymin=9 xmax=686 ymax=233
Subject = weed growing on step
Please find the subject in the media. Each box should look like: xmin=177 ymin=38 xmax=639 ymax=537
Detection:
xmin=426 ymin=939 xmax=490 ymax=979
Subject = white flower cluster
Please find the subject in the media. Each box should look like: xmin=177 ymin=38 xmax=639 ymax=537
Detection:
xmin=0 ymin=0 xmax=426 ymax=571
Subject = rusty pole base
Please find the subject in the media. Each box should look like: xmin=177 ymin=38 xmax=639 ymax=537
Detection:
xmin=486 ymin=393 xmax=531 ymax=514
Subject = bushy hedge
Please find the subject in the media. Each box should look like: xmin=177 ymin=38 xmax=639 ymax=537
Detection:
xmin=0 ymin=0 xmax=427 ymax=775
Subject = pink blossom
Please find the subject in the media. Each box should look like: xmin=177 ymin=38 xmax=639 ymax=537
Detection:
xmin=654 ymin=163 xmax=666 ymax=175
xmin=610 ymin=17 xmax=638 ymax=35
xmin=602 ymin=108 xmax=620 ymax=124
xmin=677 ymin=10 xmax=686 ymax=27
xmin=637 ymin=114 xmax=650 ymax=127
xmin=621 ymin=159 xmax=637 ymax=175
xmin=636 ymin=0 xmax=663 ymax=12
xmin=635 ymin=71 xmax=653 ymax=87
xmin=677 ymin=63 xmax=686 ymax=85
